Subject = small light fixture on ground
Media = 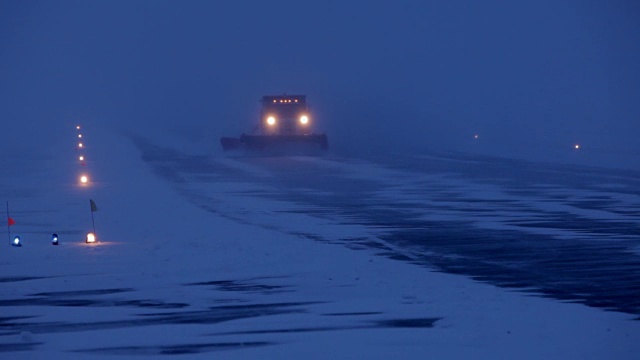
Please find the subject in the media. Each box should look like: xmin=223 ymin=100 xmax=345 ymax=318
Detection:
xmin=86 ymin=232 xmax=96 ymax=243
xmin=12 ymin=236 xmax=22 ymax=247
xmin=52 ymin=233 xmax=59 ymax=245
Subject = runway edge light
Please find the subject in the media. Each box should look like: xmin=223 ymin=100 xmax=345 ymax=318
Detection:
xmin=12 ymin=236 xmax=22 ymax=247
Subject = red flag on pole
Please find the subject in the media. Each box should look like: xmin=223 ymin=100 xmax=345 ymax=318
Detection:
xmin=8 ymin=217 xmax=15 ymax=226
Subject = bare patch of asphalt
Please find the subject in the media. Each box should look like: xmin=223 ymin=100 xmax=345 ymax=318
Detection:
xmin=1 ymin=275 xmax=442 ymax=356
xmin=0 ymin=301 xmax=316 ymax=336
xmin=0 ymin=342 xmax=43 ymax=353
xmin=186 ymin=279 xmax=292 ymax=294
xmin=132 ymin=136 xmax=640 ymax=318
xmin=72 ymin=341 xmax=274 ymax=356
xmin=211 ymin=317 xmax=440 ymax=336
xmin=0 ymin=276 xmax=50 ymax=283
xmin=0 ymin=286 xmax=188 ymax=309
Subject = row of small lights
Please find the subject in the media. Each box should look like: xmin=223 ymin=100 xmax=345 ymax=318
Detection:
xmin=77 ymin=125 xmax=90 ymax=185
xmin=76 ymin=125 xmax=96 ymax=243
xmin=11 ymin=125 xmax=93 ymax=247
xmin=12 ymin=234 xmax=59 ymax=247
xmin=273 ymin=99 xmax=299 ymax=103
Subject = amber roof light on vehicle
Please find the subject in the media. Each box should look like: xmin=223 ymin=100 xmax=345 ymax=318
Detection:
xmin=271 ymin=98 xmax=301 ymax=103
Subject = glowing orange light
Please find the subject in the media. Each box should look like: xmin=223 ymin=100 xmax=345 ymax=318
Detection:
xmin=76 ymin=125 xmax=81 ymax=130
xmin=294 ymin=99 xmax=298 ymax=102
xmin=78 ymin=143 xmax=83 ymax=148
xmin=273 ymin=99 xmax=276 ymax=103
xmin=80 ymin=175 xmax=88 ymax=183
xmin=86 ymin=232 xmax=96 ymax=243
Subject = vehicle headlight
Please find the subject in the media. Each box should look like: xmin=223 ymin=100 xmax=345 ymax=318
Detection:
xmin=299 ymin=115 xmax=309 ymax=125
xmin=267 ymin=116 xmax=276 ymax=126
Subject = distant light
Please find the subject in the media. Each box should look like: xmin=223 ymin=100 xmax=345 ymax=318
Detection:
xmin=12 ymin=236 xmax=21 ymax=247
xmin=80 ymin=175 xmax=88 ymax=184
xmin=52 ymin=233 xmax=59 ymax=245
xmin=294 ymin=99 xmax=298 ymax=103
xmin=79 ymin=155 xmax=84 ymax=161
xmin=267 ymin=116 xmax=276 ymax=126
xmin=280 ymin=100 xmax=283 ymax=103
xmin=76 ymin=125 xmax=81 ymax=130
xmin=474 ymin=134 xmax=479 ymax=139
xmin=78 ymin=143 xmax=83 ymax=148
xmin=78 ymin=134 xmax=82 ymax=138
xmin=86 ymin=232 xmax=96 ymax=243
xmin=574 ymin=144 xmax=580 ymax=149
xmin=299 ymin=115 xmax=309 ymax=125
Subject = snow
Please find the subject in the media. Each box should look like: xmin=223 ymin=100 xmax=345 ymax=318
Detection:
xmin=0 ymin=123 xmax=638 ymax=359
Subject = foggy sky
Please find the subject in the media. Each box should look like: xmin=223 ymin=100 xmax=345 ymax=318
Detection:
xmin=1 ymin=0 xmax=638 ymax=167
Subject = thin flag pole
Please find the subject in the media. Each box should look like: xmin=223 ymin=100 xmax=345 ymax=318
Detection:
xmin=6 ymin=201 xmax=10 ymax=243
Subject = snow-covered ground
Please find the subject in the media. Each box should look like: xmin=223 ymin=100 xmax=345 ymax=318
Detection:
xmin=0 ymin=122 xmax=638 ymax=359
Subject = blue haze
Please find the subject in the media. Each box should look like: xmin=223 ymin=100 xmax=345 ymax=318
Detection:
xmin=1 ymin=0 xmax=638 ymax=167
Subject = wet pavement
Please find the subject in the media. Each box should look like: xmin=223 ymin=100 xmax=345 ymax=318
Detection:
xmin=1 ymin=136 xmax=638 ymax=356
xmin=134 ymin=137 xmax=640 ymax=318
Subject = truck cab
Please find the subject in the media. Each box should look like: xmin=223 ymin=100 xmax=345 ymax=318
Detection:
xmin=259 ymin=95 xmax=311 ymax=135
xmin=220 ymin=94 xmax=328 ymax=153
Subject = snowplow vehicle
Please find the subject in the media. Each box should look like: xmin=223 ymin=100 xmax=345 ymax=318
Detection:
xmin=220 ymin=95 xmax=328 ymax=154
